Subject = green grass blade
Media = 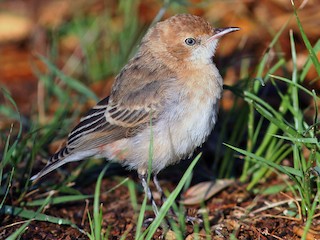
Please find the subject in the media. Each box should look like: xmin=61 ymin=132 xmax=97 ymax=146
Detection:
xmin=0 ymin=88 xmax=23 ymax=169
xmin=6 ymin=222 xmax=30 ymax=240
xmin=248 ymin=142 xmax=292 ymax=190
xmin=93 ymin=164 xmax=110 ymax=240
xmin=135 ymin=191 xmax=149 ymax=239
xmin=225 ymin=144 xmax=296 ymax=180
xmin=37 ymin=54 xmax=99 ymax=101
xmin=87 ymin=210 xmax=94 ymax=240
xmin=25 ymin=194 xmax=93 ymax=207
xmin=142 ymin=153 xmax=202 ymax=240
xmin=135 ymin=114 xmax=155 ymax=239
xmin=0 ymin=168 xmax=14 ymax=209
xmin=244 ymin=92 xmax=300 ymax=138
xmin=255 ymin=17 xmax=290 ymax=91
xmin=289 ymin=30 xmax=303 ymax=133
xmin=270 ymin=75 xmax=320 ymax=98
xmin=1 ymin=205 xmax=77 ymax=226
xmin=291 ymin=1 xmax=320 ymax=76
xmin=300 ymin=40 xmax=320 ymax=82
xmin=272 ymin=134 xmax=320 ymax=147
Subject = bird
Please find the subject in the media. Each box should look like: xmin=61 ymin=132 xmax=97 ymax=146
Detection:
xmin=31 ymin=14 xmax=239 ymax=218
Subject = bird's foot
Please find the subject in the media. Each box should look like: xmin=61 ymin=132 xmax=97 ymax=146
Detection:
xmin=166 ymin=209 xmax=203 ymax=225
xmin=143 ymin=216 xmax=170 ymax=231
xmin=185 ymin=215 xmax=203 ymax=225
xmin=143 ymin=217 xmax=155 ymax=227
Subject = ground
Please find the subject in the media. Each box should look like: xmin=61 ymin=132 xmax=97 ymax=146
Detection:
xmin=2 ymin=167 xmax=319 ymax=239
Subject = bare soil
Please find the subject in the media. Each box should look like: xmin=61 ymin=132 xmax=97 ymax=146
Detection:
xmin=2 ymin=169 xmax=319 ymax=239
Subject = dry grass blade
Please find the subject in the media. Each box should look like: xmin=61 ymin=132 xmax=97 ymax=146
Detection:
xmin=250 ymin=192 xmax=302 ymax=222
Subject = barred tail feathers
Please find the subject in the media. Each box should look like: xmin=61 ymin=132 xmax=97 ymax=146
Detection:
xmin=30 ymin=147 xmax=97 ymax=181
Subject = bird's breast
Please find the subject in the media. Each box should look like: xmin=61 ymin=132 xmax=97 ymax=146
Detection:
xmin=108 ymin=66 xmax=223 ymax=173
xmin=159 ymin=69 xmax=223 ymax=163
xmin=168 ymin=89 xmax=219 ymax=153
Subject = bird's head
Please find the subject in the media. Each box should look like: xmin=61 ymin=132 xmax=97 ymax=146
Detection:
xmin=141 ymin=14 xmax=239 ymax=68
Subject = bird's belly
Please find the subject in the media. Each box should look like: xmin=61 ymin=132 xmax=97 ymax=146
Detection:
xmin=139 ymin=97 xmax=217 ymax=173
xmin=164 ymin=99 xmax=217 ymax=161
xmin=103 ymin=96 xmax=218 ymax=174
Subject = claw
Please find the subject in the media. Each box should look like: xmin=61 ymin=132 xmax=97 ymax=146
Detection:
xmin=185 ymin=215 xmax=203 ymax=225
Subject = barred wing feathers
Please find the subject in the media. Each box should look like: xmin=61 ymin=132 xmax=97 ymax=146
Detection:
xmin=31 ymin=56 xmax=175 ymax=181
xmin=31 ymin=94 xmax=158 ymax=180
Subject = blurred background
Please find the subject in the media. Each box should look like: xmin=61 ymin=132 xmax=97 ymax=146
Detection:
xmin=1 ymin=0 xmax=319 ymax=180
xmin=0 ymin=0 xmax=319 ymax=116
xmin=1 ymin=1 xmax=319 ymax=238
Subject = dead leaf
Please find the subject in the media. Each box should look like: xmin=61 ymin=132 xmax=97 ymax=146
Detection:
xmin=181 ymin=179 xmax=235 ymax=205
xmin=293 ymin=226 xmax=320 ymax=240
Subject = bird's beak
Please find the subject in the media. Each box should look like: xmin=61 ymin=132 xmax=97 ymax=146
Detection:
xmin=207 ymin=27 xmax=240 ymax=42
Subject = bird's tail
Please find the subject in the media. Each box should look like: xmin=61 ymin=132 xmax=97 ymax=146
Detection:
xmin=30 ymin=157 xmax=69 ymax=181
xmin=30 ymin=147 xmax=97 ymax=181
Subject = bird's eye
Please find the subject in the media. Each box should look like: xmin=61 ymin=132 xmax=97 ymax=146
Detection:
xmin=185 ymin=38 xmax=196 ymax=46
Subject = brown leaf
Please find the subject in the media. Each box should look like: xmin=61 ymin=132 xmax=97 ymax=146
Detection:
xmin=293 ymin=226 xmax=320 ymax=240
xmin=181 ymin=179 xmax=234 ymax=205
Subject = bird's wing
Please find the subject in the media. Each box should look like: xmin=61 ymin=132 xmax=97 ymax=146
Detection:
xmin=31 ymin=95 xmax=158 ymax=181
xmin=61 ymin=55 xmax=176 ymax=155
xmin=63 ymin=96 xmax=157 ymax=153
xmin=31 ymin=53 xmax=177 ymax=180
xmin=31 ymin=58 xmax=176 ymax=180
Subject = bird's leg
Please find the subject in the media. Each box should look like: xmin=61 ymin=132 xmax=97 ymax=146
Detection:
xmin=153 ymin=175 xmax=167 ymax=204
xmin=153 ymin=174 xmax=178 ymax=218
xmin=139 ymin=173 xmax=169 ymax=232
xmin=139 ymin=172 xmax=159 ymax=217
xmin=140 ymin=173 xmax=202 ymax=226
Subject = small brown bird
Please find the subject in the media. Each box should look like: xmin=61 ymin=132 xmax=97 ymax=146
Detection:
xmin=32 ymin=14 xmax=239 ymax=216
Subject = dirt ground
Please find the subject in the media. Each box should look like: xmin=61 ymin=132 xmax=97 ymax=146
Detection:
xmin=2 ymin=168 xmax=320 ymax=239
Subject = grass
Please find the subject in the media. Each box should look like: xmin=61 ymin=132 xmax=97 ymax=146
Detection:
xmin=87 ymin=164 xmax=110 ymax=240
xmin=0 ymin=0 xmax=319 ymax=239
xmin=225 ymin=2 xmax=320 ymax=238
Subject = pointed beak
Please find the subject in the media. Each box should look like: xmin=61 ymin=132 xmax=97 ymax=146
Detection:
xmin=207 ymin=27 xmax=240 ymax=42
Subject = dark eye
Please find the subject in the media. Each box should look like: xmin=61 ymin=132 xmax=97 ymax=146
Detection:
xmin=185 ymin=38 xmax=196 ymax=46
